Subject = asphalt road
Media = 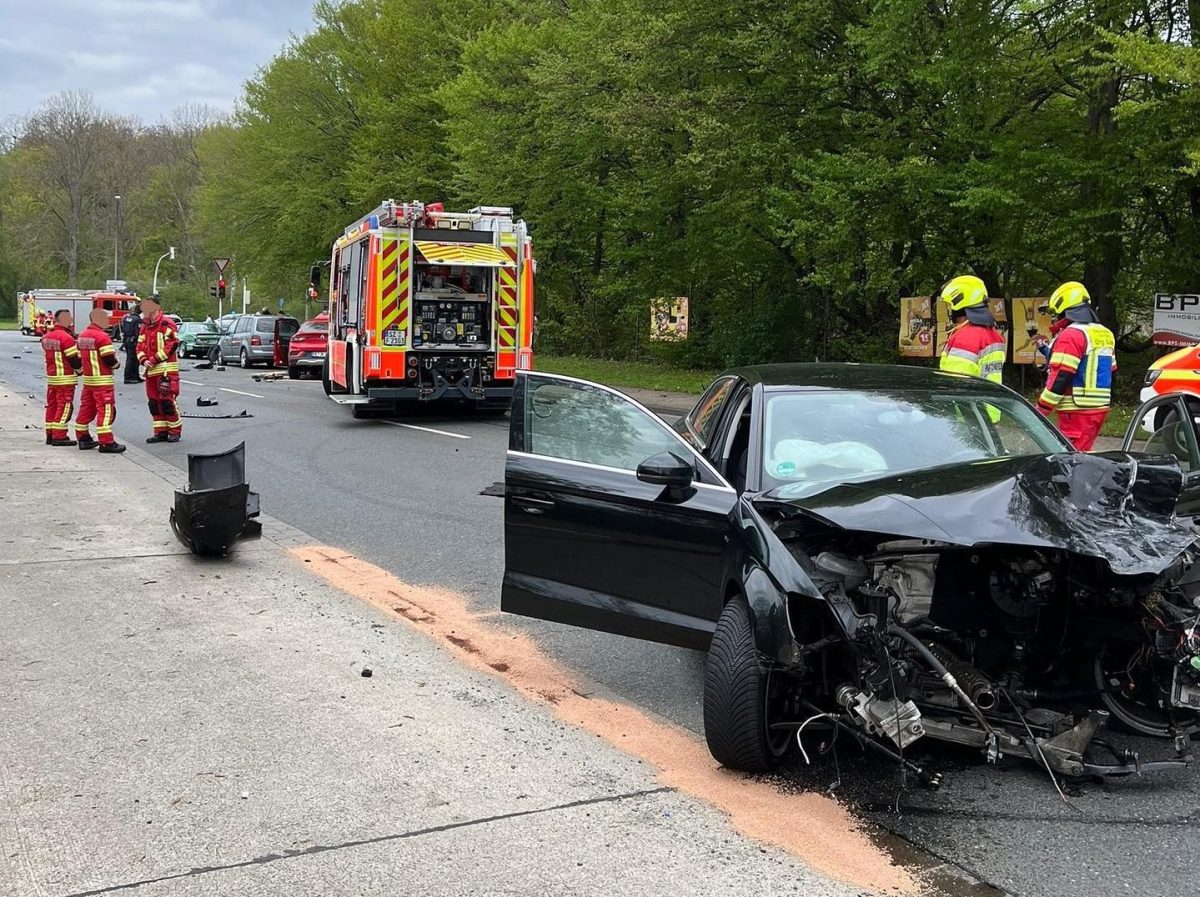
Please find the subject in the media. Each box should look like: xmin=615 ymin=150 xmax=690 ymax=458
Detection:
xmin=3 ymin=329 xmax=1197 ymax=897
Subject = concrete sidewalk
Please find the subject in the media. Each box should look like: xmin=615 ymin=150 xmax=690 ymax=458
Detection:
xmin=0 ymin=384 xmax=857 ymax=897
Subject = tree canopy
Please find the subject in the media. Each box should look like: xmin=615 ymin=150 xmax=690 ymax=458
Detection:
xmin=4 ymin=0 xmax=1200 ymax=366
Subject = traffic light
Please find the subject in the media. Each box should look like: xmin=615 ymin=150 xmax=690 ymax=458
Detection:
xmin=209 ymin=285 xmax=218 ymax=300
xmin=218 ymin=278 xmax=226 ymax=300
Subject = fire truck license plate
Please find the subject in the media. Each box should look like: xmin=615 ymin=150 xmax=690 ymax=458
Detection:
xmin=383 ymin=330 xmax=406 ymax=347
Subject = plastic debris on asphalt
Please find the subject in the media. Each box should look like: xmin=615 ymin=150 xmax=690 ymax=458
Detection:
xmin=180 ymin=409 xmax=253 ymax=420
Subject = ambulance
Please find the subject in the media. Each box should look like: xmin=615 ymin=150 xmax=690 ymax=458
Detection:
xmin=320 ymin=200 xmax=534 ymax=417
xmin=1140 ymin=345 xmax=1200 ymax=431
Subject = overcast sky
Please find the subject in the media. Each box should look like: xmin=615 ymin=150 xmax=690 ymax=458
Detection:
xmin=0 ymin=0 xmax=316 ymax=124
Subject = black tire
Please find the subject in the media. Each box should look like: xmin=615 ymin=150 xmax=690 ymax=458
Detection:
xmin=287 ymin=366 xmax=300 ymax=379
xmin=321 ymin=359 xmax=333 ymax=396
xmin=703 ymin=598 xmax=792 ymax=772
xmin=351 ymin=403 xmax=372 ymax=419
xmin=240 ymin=347 xmax=252 ymax=369
xmin=1094 ymin=640 xmax=1200 ymax=738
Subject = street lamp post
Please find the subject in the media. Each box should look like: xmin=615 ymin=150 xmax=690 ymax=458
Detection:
xmin=151 ymin=246 xmax=176 ymax=296
xmin=112 ymin=195 xmax=122 ymax=280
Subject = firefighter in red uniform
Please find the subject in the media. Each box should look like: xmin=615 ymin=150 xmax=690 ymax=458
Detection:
xmin=74 ymin=308 xmax=127 ymax=453
xmin=42 ymin=309 xmax=81 ymax=446
xmin=136 ymin=295 xmax=183 ymax=443
xmin=1035 ymin=282 xmax=1116 ymax=451
xmin=937 ymin=275 xmax=1006 ymax=385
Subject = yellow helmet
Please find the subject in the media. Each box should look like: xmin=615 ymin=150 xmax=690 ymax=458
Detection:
xmin=1048 ymin=281 xmax=1090 ymax=316
xmin=939 ymin=275 xmax=989 ymax=312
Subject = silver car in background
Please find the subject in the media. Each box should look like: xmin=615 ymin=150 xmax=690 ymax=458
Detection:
xmin=214 ymin=313 xmax=299 ymax=368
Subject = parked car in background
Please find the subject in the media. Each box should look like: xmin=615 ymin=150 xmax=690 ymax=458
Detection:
xmin=214 ymin=313 xmax=300 ymax=368
xmin=178 ymin=321 xmax=221 ymax=359
xmin=287 ymin=312 xmax=330 ymax=379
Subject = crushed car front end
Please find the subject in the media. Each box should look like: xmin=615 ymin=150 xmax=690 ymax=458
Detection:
xmin=743 ymin=449 xmax=1200 ymax=782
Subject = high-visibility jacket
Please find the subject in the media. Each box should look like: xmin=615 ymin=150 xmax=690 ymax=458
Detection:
xmin=42 ymin=324 xmax=80 ymax=386
xmin=939 ymin=322 xmax=1006 ymax=385
xmin=1037 ymin=320 xmax=1116 ymax=413
xmin=136 ymin=313 xmax=180 ymax=376
xmin=77 ymin=323 xmax=120 ymax=386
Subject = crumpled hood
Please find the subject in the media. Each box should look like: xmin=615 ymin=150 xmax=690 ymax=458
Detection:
xmin=761 ymin=452 xmax=1195 ymax=576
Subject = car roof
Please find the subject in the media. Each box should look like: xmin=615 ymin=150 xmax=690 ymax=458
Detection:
xmin=721 ymin=362 xmax=1013 ymax=396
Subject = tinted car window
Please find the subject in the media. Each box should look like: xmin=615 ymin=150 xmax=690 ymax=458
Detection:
xmin=278 ymin=319 xmax=299 ymax=337
xmin=687 ymin=377 xmax=735 ymax=446
xmin=762 ymin=389 xmax=1068 ymax=496
xmin=255 ymin=318 xmax=275 ymax=332
xmin=525 ymin=379 xmax=684 ymax=472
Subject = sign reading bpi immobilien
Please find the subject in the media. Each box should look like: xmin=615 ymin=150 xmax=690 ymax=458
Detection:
xmin=1153 ymin=293 xmax=1200 ymax=347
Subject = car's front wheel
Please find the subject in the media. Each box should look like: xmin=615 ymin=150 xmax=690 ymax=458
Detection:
xmin=703 ymin=598 xmax=794 ymax=773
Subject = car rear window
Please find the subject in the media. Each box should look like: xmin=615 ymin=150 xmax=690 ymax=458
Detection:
xmin=298 ymin=322 xmax=326 ymax=333
xmin=255 ymin=318 xmax=274 ymax=332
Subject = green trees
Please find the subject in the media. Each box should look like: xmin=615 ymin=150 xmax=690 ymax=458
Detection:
xmin=4 ymin=0 xmax=1199 ymax=363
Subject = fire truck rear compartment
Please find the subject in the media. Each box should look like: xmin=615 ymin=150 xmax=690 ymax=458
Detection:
xmin=413 ymin=299 xmax=489 ymax=348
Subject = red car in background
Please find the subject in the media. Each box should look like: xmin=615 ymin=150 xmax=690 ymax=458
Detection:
xmin=287 ymin=312 xmax=330 ymax=379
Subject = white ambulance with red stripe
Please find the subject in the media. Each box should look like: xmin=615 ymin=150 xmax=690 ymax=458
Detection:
xmin=320 ymin=200 xmax=534 ymax=418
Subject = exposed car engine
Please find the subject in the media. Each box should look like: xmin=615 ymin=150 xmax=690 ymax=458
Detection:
xmin=773 ymin=527 xmax=1200 ymax=783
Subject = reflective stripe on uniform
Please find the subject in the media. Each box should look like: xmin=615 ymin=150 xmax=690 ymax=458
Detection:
xmin=1051 ymin=323 xmax=1115 ymax=412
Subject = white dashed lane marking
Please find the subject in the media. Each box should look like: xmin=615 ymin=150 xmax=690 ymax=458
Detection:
xmin=379 ymin=420 xmax=471 ymax=440
xmin=219 ymin=388 xmax=265 ymax=399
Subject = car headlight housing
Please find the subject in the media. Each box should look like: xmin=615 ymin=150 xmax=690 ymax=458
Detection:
xmin=1146 ymin=369 xmax=1162 ymax=386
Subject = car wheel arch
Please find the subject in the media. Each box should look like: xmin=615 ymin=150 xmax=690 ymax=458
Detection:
xmin=733 ymin=561 xmax=800 ymax=666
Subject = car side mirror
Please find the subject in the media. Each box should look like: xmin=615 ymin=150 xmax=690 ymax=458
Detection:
xmin=636 ymin=452 xmax=695 ymax=488
xmin=309 ymin=265 xmax=322 ymax=291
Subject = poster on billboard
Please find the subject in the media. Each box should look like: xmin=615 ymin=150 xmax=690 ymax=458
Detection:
xmin=1153 ymin=293 xmax=1200 ymax=347
xmin=650 ymin=297 xmax=689 ymax=342
xmin=1010 ymin=298 xmax=1051 ymax=365
xmin=898 ymin=296 xmax=936 ymax=358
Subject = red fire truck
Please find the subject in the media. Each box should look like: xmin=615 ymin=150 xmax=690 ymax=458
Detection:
xmin=19 ymin=289 xmax=137 ymax=337
xmin=320 ymin=200 xmax=534 ymax=417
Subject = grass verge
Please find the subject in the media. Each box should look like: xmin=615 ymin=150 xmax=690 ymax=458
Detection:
xmin=1100 ymin=404 xmax=1135 ymax=439
xmin=0 ymin=320 xmax=19 ymax=331
xmin=535 ymin=355 xmax=714 ymax=394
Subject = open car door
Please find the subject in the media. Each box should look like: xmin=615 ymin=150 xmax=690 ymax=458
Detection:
xmin=502 ymin=372 xmax=738 ymax=650
xmin=1122 ymin=392 xmax=1200 ymax=517
xmin=274 ymin=317 xmax=299 ymax=367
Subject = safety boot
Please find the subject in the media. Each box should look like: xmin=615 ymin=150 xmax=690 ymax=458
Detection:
xmin=77 ymin=436 xmax=98 ymax=451
xmin=166 ymin=434 xmax=181 ymax=443
xmin=98 ymin=442 xmax=127 ymax=454
xmin=146 ymin=433 xmax=169 ymax=443
xmin=49 ymin=437 xmax=77 ymax=447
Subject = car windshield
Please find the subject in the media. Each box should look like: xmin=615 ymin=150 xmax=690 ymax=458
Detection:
xmin=181 ymin=322 xmax=216 ymax=334
xmin=761 ymin=388 xmax=1069 ymax=497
